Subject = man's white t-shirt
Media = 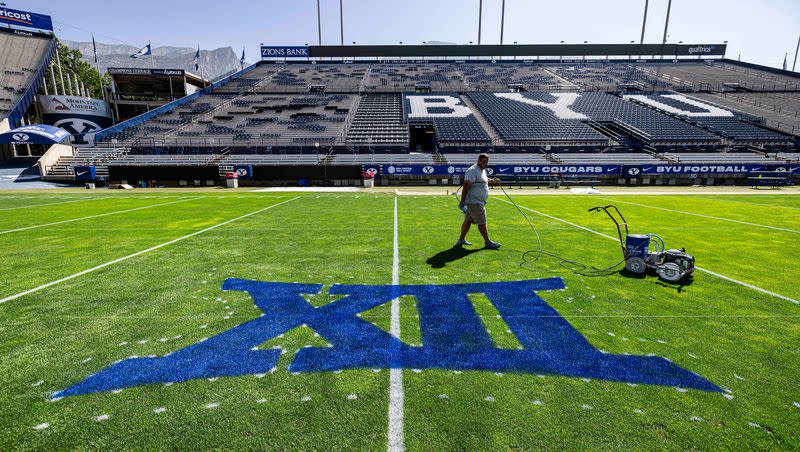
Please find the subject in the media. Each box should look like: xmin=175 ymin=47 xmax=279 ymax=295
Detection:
xmin=464 ymin=164 xmax=489 ymax=205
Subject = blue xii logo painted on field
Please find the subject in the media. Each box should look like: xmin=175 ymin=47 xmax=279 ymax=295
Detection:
xmin=55 ymin=278 xmax=720 ymax=398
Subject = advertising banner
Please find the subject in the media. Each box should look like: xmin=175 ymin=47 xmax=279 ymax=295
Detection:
xmin=107 ymin=68 xmax=185 ymax=76
xmin=232 ymin=165 xmax=253 ymax=179
xmin=380 ymin=164 xmax=620 ymax=177
xmin=39 ymin=95 xmax=113 ymax=146
xmin=74 ymin=166 xmax=96 ymax=181
xmin=0 ymin=7 xmax=53 ymax=32
xmin=0 ymin=124 xmax=70 ymax=145
xmin=623 ymin=164 xmax=765 ymax=177
xmin=260 ymin=46 xmax=310 ymax=58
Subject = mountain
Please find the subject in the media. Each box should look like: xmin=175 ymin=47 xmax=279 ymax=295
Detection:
xmin=61 ymin=40 xmax=243 ymax=81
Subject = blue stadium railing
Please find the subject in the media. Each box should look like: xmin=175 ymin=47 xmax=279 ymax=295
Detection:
xmin=5 ymin=37 xmax=56 ymax=129
xmin=93 ymin=62 xmax=259 ymax=143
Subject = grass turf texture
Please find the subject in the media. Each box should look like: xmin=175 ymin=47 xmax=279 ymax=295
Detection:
xmin=0 ymin=191 xmax=798 ymax=450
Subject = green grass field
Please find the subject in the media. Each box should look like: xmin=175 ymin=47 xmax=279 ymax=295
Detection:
xmin=1 ymin=190 xmax=798 ymax=450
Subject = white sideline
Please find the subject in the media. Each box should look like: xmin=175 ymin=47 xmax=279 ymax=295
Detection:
xmin=388 ymin=196 xmax=405 ymax=452
xmin=604 ymin=198 xmax=800 ymax=235
xmin=0 ymin=197 xmax=299 ymax=305
xmin=495 ymin=198 xmax=800 ymax=306
xmin=0 ymin=196 xmax=105 ymax=212
xmin=0 ymin=197 xmax=198 ymax=235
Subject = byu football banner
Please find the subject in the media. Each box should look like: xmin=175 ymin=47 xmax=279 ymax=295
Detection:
xmin=624 ymin=164 xmax=766 ymax=177
xmin=53 ymin=278 xmax=719 ymax=398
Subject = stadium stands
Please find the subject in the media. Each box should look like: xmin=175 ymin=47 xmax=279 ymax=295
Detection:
xmin=33 ymin=58 xmax=797 ymax=181
xmin=346 ymin=93 xmax=408 ymax=147
xmin=625 ymin=93 xmax=792 ymax=144
xmin=404 ymin=93 xmax=492 ymax=147
xmin=638 ymin=62 xmax=800 ymax=92
xmin=0 ymin=31 xmax=54 ymax=120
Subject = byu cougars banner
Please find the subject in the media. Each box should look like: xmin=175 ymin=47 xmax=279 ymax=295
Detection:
xmin=495 ymin=165 xmax=621 ymax=176
xmin=53 ymin=278 xmax=720 ymax=398
xmin=260 ymin=46 xmax=310 ymax=58
xmin=381 ymin=164 xmax=620 ymax=177
xmin=0 ymin=124 xmax=70 ymax=145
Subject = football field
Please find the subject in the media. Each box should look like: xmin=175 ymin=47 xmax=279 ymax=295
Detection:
xmin=1 ymin=189 xmax=798 ymax=450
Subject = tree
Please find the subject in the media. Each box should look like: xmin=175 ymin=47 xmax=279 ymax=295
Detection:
xmin=41 ymin=39 xmax=110 ymax=99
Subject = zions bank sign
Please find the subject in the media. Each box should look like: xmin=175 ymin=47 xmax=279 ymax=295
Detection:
xmin=261 ymin=46 xmax=310 ymax=58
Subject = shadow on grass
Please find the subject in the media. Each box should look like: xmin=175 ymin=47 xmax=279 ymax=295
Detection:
xmin=618 ymin=269 xmax=695 ymax=293
xmin=426 ymin=246 xmax=483 ymax=269
xmin=655 ymin=274 xmax=694 ymax=293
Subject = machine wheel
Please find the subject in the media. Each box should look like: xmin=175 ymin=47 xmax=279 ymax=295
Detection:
xmin=625 ymin=257 xmax=646 ymax=274
xmin=657 ymin=262 xmax=682 ymax=282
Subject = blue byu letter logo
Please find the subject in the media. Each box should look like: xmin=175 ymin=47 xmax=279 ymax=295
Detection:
xmin=54 ymin=278 xmax=719 ymax=398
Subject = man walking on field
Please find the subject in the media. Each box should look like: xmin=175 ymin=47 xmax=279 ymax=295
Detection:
xmin=457 ymin=153 xmax=501 ymax=250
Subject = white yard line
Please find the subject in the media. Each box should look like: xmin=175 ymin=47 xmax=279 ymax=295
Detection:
xmin=0 ymin=198 xmax=199 ymax=235
xmin=0 ymin=196 xmax=106 ymax=212
xmin=495 ymin=198 xmax=800 ymax=305
xmin=694 ymin=196 xmax=800 ymax=212
xmin=0 ymin=197 xmax=299 ymax=305
xmin=388 ymin=196 xmax=405 ymax=452
xmin=603 ymin=198 xmax=800 ymax=235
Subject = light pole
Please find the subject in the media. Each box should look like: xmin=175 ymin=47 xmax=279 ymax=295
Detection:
xmin=478 ymin=0 xmax=482 ymax=45
xmin=662 ymin=0 xmax=672 ymax=45
xmin=316 ymin=0 xmax=322 ymax=46
xmin=640 ymin=0 xmax=649 ymax=44
xmin=500 ymin=0 xmax=506 ymax=45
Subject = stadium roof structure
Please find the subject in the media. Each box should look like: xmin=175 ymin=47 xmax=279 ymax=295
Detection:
xmin=293 ymin=43 xmax=728 ymax=59
xmin=107 ymin=68 xmax=210 ymax=122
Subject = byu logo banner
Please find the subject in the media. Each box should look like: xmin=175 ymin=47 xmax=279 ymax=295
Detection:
xmin=54 ymin=278 xmax=719 ymax=398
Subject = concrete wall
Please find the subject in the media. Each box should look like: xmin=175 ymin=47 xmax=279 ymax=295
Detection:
xmin=37 ymin=143 xmax=73 ymax=177
xmin=0 ymin=118 xmax=11 ymax=162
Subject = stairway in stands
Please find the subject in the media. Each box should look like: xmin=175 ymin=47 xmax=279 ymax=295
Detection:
xmin=460 ymin=95 xmax=504 ymax=147
xmin=44 ymin=148 xmax=129 ymax=181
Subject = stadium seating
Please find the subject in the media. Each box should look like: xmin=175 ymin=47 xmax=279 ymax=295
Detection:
xmin=0 ymin=32 xmax=54 ymax=118
xmin=625 ymin=93 xmax=791 ymax=144
xmin=49 ymin=59 xmax=792 ymax=177
xmin=403 ymin=93 xmax=492 ymax=146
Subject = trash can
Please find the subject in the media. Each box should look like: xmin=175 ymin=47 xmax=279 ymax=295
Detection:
xmin=362 ymin=170 xmax=375 ymax=188
xmin=225 ymin=172 xmax=239 ymax=188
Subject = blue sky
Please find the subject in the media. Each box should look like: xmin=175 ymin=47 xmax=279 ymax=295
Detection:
xmin=15 ymin=0 xmax=800 ymax=70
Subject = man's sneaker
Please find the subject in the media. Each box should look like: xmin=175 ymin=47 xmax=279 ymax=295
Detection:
xmin=484 ymin=241 xmax=502 ymax=250
xmin=455 ymin=239 xmax=473 ymax=247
